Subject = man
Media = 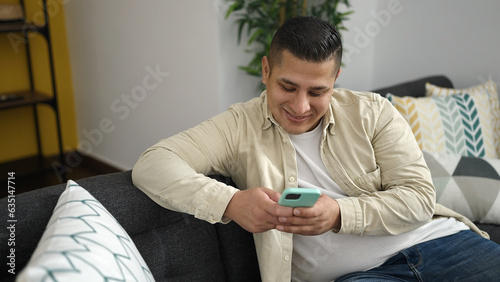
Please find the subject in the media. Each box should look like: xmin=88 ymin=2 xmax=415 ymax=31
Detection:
xmin=132 ymin=16 xmax=500 ymax=281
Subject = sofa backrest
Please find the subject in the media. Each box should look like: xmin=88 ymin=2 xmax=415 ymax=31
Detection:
xmin=0 ymin=171 xmax=260 ymax=281
xmin=372 ymin=75 xmax=453 ymax=97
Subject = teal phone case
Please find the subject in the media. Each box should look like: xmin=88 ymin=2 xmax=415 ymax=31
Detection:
xmin=278 ymin=188 xmax=321 ymax=207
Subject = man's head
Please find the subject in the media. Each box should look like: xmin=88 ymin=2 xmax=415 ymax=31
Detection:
xmin=268 ymin=16 xmax=342 ymax=76
xmin=262 ymin=17 xmax=342 ymax=135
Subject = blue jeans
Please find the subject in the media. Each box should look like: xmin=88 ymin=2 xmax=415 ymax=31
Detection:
xmin=336 ymin=230 xmax=500 ymax=282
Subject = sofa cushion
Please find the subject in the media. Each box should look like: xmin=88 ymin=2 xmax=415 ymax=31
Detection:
xmin=423 ymin=151 xmax=500 ymax=225
xmin=61 ymin=172 xmax=228 ymax=281
xmin=17 ymin=180 xmax=154 ymax=281
xmin=425 ymin=79 xmax=500 ymax=157
xmin=387 ymin=90 xmax=498 ymax=158
xmin=216 ymin=221 xmax=261 ymax=281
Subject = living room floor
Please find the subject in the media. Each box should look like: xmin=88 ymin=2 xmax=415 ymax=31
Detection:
xmin=1 ymin=152 xmax=121 ymax=199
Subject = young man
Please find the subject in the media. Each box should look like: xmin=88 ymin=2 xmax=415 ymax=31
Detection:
xmin=132 ymin=16 xmax=500 ymax=281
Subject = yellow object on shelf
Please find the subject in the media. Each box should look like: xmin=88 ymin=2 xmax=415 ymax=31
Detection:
xmin=0 ymin=4 xmax=24 ymax=22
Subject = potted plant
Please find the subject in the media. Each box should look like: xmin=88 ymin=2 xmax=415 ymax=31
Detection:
xmin=225 ymin=0 xmax=353 ymax=78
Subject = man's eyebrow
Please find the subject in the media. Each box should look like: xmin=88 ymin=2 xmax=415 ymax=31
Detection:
xmin=279 ymin=78 xmax=299 ymax=87
xmin=279 ymin=78 xmax=329 ymax=91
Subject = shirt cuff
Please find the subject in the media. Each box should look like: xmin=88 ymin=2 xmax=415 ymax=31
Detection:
xmin=335 ymin=197 xmax=362 ymax=235
xmin=195 ymin=181 xmax=240 ymax=224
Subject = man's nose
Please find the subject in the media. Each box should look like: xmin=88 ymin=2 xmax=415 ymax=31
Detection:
xmin=291 ymin=93 xmax=310 ymax=115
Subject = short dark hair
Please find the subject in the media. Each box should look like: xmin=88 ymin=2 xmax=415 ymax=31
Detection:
xmin=268 ymin=16 xmax=342 ymax=74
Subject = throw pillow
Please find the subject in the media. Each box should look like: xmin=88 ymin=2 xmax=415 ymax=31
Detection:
xmin=425 ymin=79 xmax=500 ymax=157
xmin=386 ymin=91 xmax=499 ymax=158
xmin=16 ymin=180 xmax=155 ymax=282
xmin=423 ymin=151 xmax=500 ymax=225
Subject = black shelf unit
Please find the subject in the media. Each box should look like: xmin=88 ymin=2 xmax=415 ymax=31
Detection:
xmin=0 ymin=0 xmax=65 ymax=181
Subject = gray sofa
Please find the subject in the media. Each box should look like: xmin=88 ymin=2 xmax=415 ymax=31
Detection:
xmin=0 ymin=171 xmax=260 ymax=281
xmin=1 ymin=75 xmax=499 ymax=281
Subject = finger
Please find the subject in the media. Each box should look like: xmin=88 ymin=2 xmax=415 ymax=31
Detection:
xmin=278 ymin=214 xmax=321 ymax=227
xmin=292 ymin=206 xmax=320 ymax=218
xmin=276 ymin=224 xmax=319 ymax=235
xmin=266 ymin=202 xmax=294 ymax=219
xmin=244 ymin=209 xmax=280 ymax=233
xmin=260 ymin=187 xmax=282 ymax=203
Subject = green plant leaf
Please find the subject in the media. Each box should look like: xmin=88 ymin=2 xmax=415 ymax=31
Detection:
xmin=224 ymin=0 xmax=354 ymax=84
xmin=238 ymin=66 xmax=261 ymax=76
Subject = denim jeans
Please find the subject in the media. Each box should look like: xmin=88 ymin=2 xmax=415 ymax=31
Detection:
xmin=336 ymin=230 xmax=500 ymax=282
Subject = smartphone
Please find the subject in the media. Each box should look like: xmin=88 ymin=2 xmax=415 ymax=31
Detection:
xmin=278 ymin=188 xmax=321 ymax=207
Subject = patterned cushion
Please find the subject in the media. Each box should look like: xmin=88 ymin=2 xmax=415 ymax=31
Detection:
xmin=425 ymin=79 xmax=500 ymax=157
xmin=387 ymin=90 xmax=499 ymax=158
xmin=423 ymin=151 xmax=500 ymax=225
xmin=17 ymin=180 xmax=155 ymax=281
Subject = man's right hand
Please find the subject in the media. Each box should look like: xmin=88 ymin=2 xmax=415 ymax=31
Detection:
xmin=223 ymin=187 xmax=294 ymax=233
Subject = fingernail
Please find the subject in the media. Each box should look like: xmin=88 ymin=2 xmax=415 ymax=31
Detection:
xmin=276 ymin=225 xmax=284 ymax=231
xmin=279 ymin=217 xmax=287 ymax=223
xmin=294 ymin=209 xmax=300 ymax=216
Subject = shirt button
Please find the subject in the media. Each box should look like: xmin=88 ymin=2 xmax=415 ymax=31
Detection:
xmin=288 ymin=176 xmax=295 ymax=183
xmin=284 ymin=255 xmax=290 ymax=261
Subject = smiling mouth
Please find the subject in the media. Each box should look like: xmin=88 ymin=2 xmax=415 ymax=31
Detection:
xmin=285 ymin=110 xmax=309 ymax=122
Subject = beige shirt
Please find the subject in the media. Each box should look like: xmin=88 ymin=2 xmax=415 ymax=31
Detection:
xmin=132 ymin=89 xmax=487 ymax=282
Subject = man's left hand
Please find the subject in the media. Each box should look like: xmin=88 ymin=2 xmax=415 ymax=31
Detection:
xmin=276 ymin=194 xmax=341 ymax=235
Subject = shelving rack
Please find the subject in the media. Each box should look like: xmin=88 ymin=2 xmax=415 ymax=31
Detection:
xmin=0 ymin=0 xmax=65 ymax=180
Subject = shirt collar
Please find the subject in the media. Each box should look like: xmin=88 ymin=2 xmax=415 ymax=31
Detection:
xmin=261 ymin=90 xmax=274 ymax=130
xmin=325 ymin=97 xmax=336 ymax=135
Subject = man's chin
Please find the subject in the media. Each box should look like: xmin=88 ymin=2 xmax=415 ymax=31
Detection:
xmin=283 ymin=125 xmax=309 ymax=135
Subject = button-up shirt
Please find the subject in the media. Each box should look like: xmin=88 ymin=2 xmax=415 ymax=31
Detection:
xmin=132 ymin=89 xmax=487 ymax=282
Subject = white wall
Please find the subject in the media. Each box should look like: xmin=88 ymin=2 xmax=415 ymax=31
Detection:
xmin=339 ymin=0 xmax=500 ymax=91
xmin=370 ymin=0 xmax=500 ymax=90
xmin=214 ymin=0 xmax=263 ymax=110
xmin=64 ymin=0 xmax=500 ymax=170
xmin=335 ymin=1 xmax=378 ymax=91
xmin=65 ymin=0 xmax=222 ymax=169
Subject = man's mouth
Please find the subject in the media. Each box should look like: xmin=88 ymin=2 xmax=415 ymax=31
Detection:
xmin=285 ymin=110 xmax=308 ymax=122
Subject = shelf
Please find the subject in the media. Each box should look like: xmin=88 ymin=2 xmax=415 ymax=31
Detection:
xmin=0 ymin=155 xmax=53 ymax=179
xmin=0 ymin=21 xmax=42 ymax=33
xmin=0 ymin=90 xmax=52 ymax=110
xmin=0 ymin=0 xmax=66 ymax=182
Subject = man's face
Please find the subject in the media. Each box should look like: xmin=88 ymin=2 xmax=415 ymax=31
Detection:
xmin=262 ymin=51 xmax=340 ymax=135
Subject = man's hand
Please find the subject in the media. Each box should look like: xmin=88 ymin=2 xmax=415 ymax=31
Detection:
xmin=276 ymin=194 xmax=341 ymax=235
xmin=224 ymin=187 xmax=294 ymax=233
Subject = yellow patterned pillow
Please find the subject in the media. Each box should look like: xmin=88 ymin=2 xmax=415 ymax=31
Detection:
xmin=425 ymin=79 xmax=500 ymax=158
xmin=387 ymin=91 xmax=499 ymax=158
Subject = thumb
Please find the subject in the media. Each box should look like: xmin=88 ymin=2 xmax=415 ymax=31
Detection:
xmin=260 ymin=187 xmax=281 ymax=203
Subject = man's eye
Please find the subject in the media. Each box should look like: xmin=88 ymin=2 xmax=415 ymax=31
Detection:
xmin=309 ymin=92 xmax=322 ymax=97
xmin=281 ymin=86 xmax=295 ymax=92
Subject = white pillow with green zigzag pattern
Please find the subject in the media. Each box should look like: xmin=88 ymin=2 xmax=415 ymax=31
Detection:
xmin=17 ymin=180 xmax=155 ymax=281
xmin=387 ymin=88 xmax=499 ymax=158
xmin=425 ymin=79 xmax=500 ymax=157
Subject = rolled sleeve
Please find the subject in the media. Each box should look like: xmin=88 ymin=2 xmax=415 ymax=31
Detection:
xmin=132 ymin=109 xmax=242 ymax=224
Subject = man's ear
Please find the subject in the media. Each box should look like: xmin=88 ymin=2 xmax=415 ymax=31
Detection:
xmin=336 ymin=68 xmax=342 ymax=80
xmin=262 ymin=56 xmax=270 ymax=85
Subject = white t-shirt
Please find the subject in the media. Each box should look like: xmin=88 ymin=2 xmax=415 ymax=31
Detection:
xmin=289 ymin=121 xmax=469 ymax=282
